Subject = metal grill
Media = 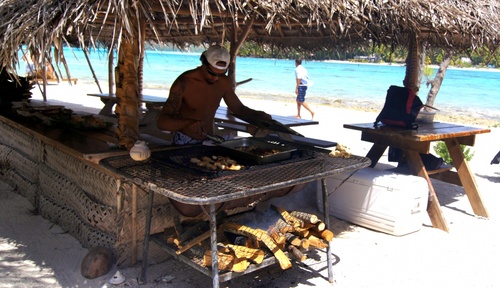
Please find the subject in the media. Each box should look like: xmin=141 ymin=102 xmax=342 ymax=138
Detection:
xmin=100 ymin=141 xmax=370 ymax=205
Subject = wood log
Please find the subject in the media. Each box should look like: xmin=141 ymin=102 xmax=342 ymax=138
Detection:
xmin=268 ymin=227 xmax=286 ymax=245
xmin=310 ymin=228 xmax=334 ymax=242
xmin=173 ymin=213 xmax=183 ymax=238
xmin=293 ymin=227 xmax=310 ymax=238
xmin=166 ymin=237 xmax=182 ymax=248
xmin=178 ymin=220 xmax=209 ymax=243
xmin=304 ymin=221 xmax=326 ymax=231
xmin=226 ymin=244 xmax=265 ymax=264
xmin=179 ymin=212 xmax=226 ymax=243
xmin=284 ymin=233 xmax=301 ymax=246
xmin=271 ymin=205 xmax=305 ymax=228
xmin=176 ymin=230 xmax=210 ymax=255
xmin=202 ymin=250 xmax=234 ymax=271
xmin=287 ymin=245 xmax=307 ymax=262
xmin=306 ymin=235 xmax=329 ymax=249
xmin=231 ymin=258 xmax=251 ymax=273
xmin=289 ymin=211 xmax=319 ymax=224
xmin=275 ymin=218 xmax=295 ymax=234
xmin=221 ymin=222 xmax=292 ymax=270
xmin=300 ymin=238 xmax=310 ymax=250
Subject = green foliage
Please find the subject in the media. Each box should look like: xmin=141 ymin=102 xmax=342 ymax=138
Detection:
xmin=433 ymin=141 xmax=474 ymax=164
xmin=166 ymin=41 xmax=500 ymax=69
xmin=423 ymin=66 xmax=434 ymax=78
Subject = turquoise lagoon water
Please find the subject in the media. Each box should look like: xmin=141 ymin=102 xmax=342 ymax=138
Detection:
xmin=17 ymin=48 xmax=500 ymax=121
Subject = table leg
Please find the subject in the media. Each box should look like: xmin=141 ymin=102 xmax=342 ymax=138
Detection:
xmin=140 ymin=190 xmax=154 ymax=283
xmin=444 ymin=138 xmax=489 ymax=218
xmin=209 ymin=204 xmax=220 ymax=288
xmin=404 ymin=150 xmax=450 ymax=232
xmin=321 ymin=178 xmax=334 ymax=283
xmin=140 ymin=104 xmax=160 ymax=126
xmin=98 ymin=98 xmax=116 ymax=116
xmin=366 ymin=143 xmax=388 ymax=167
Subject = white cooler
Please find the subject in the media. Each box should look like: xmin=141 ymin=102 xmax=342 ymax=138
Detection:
xmin=317 ymin=168 xmax=429 ymax=236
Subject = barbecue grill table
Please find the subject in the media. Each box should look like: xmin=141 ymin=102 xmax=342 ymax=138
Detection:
xmin=100 ymin=142 xmax=371 ymax=287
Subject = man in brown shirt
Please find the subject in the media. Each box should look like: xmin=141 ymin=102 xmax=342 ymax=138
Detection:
xmin=157 ymin=45 xmax=271 ymax=145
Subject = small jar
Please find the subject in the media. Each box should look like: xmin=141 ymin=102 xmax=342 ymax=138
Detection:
xmin=130 ymin=140 xmax=151 ymax=161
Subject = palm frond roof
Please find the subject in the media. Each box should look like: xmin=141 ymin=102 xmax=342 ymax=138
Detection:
xmin=1 ymin=0 xmax=499 ymax=71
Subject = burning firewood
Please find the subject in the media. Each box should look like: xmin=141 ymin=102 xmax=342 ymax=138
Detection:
xmin=225 ymin=244 xmax=265 ymax=264
xmin=292 ymin=227 xmax=310 ymax=238
xmin=287 ymin=244 xmax=307 ymax=262
xmin=305 ymin=235 xmax=329 ymax=249
xmin=284 ymin=232 xmax=301 ymax=246
xmin=309 ymin=228 xmax=334 ymax=242
xmin=166 ymin=207 xmax=334 ymax=274
xmin=303 ymin=221 xmax=326 ymax=231
xmin=176 ymin=230 xmax=211 ymax=255
xmin=220 ymin=222 xmax=292 ymax=270
xmin=267 ymin=226 xmax=286 ymax=245
xmin=274 ymin=218 xmax=295 ymax=234
xmin=289 ymin=210 xmax=319 ymax=224
xmin=202 ymin=250 xmax=239 ymax=271
xmin=202 ymin=243 xmax=264 ymax=273
xmin=166 ymin=236 xmax=182 ymax=248
xmin=271 ymin=205 xmax=305 ymax=228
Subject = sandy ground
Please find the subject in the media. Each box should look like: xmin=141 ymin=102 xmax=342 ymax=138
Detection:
xmin=1 ymin=83 xmax=500 ymax=288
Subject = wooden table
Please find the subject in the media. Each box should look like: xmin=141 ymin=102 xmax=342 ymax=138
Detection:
xmin=344 ymin=122 xmax=491 ymax=232
xmin=87 ymin=93 xmax=334 ymax=147
xmin=215 ymin=106 xmax=335 ymax=147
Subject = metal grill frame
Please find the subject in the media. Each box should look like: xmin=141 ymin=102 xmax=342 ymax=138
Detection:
xmin=100 ymin=141 xmax=371 ymax=287
xmin=100 ymin=143 xmax=370 ymax=205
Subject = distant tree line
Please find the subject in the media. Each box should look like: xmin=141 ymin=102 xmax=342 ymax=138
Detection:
xmin=147 ymin=41 xmax=499 ymax=68
xmin=236 ymin=41 xmax=499 ymax=68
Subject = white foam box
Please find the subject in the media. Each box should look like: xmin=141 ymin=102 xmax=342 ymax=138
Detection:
xmin=317 ymin=168 xmax=429 ymax=236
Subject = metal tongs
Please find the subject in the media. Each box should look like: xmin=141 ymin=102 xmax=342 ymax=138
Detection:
xmin=204 ymin=133 xmax=225 ymax=144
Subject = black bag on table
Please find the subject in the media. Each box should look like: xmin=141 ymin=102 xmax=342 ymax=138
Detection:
xmin=374 ymin=85 xmax=423 ymax=129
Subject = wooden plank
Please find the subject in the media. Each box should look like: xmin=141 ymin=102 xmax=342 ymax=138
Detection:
xmin=36 ymin=78 xmax=78 ymax=85
xmin=456 ymin=135 xmax=476 ymax=146
xmin=404 ymin=150 xmax=449 ymax=232
xmin=216 ymin=106 xmax=318 ymax=127
xmin=365 ymin=143 xmax=387 ymax=168
xmin=87 ymin=93 xmax=166 ymax=105
xmin=345 ymin=122 xmax=490 ymax=142
xmin=426 ymin=165 xmax=453 ymax=175
xmin=361 ymin=132 xmax=431 ymax=154
xmin=428 ymin=170 xmax=462 ymax=186
xmin=444 ymin=138 xmax=489 ymax=217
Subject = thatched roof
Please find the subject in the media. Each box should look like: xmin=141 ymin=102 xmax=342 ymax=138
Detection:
xmin=1 ymin=0 xmax=499 ymax=148
xmin=1 ymin=0 xmax=500 ymax=72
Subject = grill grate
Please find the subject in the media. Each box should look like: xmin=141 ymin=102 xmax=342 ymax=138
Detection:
xmin=100 ymin=140 xmax=370 ymax=205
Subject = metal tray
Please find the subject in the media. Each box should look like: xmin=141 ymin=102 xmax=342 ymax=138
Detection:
xmin=217 ymin=138 xmax=297 ymax=164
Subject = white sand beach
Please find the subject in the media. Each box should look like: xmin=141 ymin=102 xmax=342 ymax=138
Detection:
xmin=1 ymin=82 xmax=499 ymax=288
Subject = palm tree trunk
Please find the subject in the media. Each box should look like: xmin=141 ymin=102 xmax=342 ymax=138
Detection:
xmin=425 ymin=50 xmax=453 ymax=110
xmin=403 ymin=34 xmax=420 ymax=92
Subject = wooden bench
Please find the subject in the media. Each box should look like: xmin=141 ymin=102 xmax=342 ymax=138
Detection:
xmin=35 ymin=78 xmax=79 ymax=85
xmin=86 ymin=93 xmax=166 ymax=116
xmin=87 ymin=93 xmax=171 ymax=141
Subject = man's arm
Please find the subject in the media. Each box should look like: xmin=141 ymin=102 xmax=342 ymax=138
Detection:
xmin=295 ymin=77 xmax=301 ymax=95
xmin=223 ymin=81 xmax=271 ymax=120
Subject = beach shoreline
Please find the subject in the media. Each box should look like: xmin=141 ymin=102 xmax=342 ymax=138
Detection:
xmin=32 ymin=81 xmax=500 ymax=128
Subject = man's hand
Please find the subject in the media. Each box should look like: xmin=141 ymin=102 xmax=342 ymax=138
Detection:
xmin=181 ymin=120 xmax=205 ymax=140
xmin=255 ymin=110 xmax=272 ymax=121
